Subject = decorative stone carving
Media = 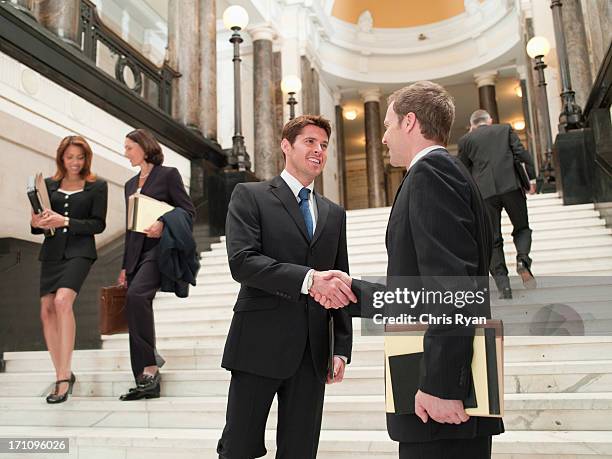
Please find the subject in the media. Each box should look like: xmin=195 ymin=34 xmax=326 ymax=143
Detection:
xmin=357 ymin=10 xmax=373 ymax=33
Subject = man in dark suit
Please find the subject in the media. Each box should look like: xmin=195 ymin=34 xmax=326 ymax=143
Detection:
xmin=314 ymin=82 xmax=504 ymax=458
xmin=217 ymin=115 xmax=355 ymax=459
xmin=458 ymin=110 xmax=537 ymax=298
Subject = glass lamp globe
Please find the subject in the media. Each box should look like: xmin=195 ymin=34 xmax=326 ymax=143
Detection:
xmin=526 ymin=36 xmax=551 ymax=59
xmin=223 ymin=5 xmax=249 ymax=31
xmin=281 ymin=75 xmax=302 ymax=94
xmin=344 ymin=109 xmax=358 ymax=121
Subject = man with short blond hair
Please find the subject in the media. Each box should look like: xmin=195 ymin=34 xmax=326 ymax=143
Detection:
xmin=314 ymin=82 xmax=504 ymax=458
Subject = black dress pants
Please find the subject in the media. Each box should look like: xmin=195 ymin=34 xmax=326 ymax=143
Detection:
xmin=485 ymin=188 xmax=532 ymax=289
xmin=217 ymin=342 xmax=325 ymax=459
xmin=399 ymin=435 xmax=492 ymax=459
xmin=126 ymin=247 xmax=161 ymax=380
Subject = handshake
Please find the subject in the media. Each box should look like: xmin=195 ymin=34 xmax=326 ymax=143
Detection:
xmin=308 ymin=270 xmax=357 ymax=309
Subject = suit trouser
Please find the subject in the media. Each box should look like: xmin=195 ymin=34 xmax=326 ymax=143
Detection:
xmin=126 ymin=247 xmax=161 ymax=380
xmin=217 ymin=342 xmax=325 ymax=459
xmin=485 ymin=188 xmax=532 ymax=289
xmin=399 ymin=435 xmax=492 ymax=459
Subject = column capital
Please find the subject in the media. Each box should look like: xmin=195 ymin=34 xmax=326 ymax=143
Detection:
xmin=248 ymin=24 xmax=276 ymax=42
xmin=474 ymin=70 xmax=498 ymax=87
xmin=333 ymin=92 xmax=342 ymax=105
xmin=359 ymin=87 xmax=382 ymax=103
xmin=516 ymin=65 xmax=528 ymax=80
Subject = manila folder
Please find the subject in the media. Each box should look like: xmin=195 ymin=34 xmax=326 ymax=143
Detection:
xmin=128 ymin=193 xmax=174 ymax=233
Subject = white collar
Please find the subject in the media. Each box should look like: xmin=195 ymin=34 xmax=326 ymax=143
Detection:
xmin=280 ymin=169 xmax=314 ymax=199
xmin=408 ymin=145 xmax=446 ymax=171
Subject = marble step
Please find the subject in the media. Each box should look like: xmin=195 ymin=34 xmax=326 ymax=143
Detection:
xmin=0 ymin=426 xmax=610 ymax=458
xmin=4 ymin=344 xmax=612 ymax=393
xmin=205 ymin=225 xmax=612 ymax=259
xmin=5 ymin=355 xmax=612 ymax=399
xmin=344 ymin=203 xmax=597 ymax=224
xmin=1 ymin=393 xmax=611 ymax=432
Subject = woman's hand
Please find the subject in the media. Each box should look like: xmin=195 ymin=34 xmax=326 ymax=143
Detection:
xmin=38 ymin=209 xmax=66 ymax=229
xmin=144 ymin=220 xmax=164 ymax=238
xmin=31 ymin=211 xmax=45 ymax=228
xmin=117 ymin=269 xmax=127 ymax=288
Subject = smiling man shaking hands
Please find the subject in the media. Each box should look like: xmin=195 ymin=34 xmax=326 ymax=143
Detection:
xmin=217 ymin=115 xmax=355 ymax=459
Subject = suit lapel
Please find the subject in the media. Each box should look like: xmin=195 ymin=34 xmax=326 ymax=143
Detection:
xmin=311 ymin=193 xmax=329 ymax=247
xmin=269 ymin=176 xmax=310 ymax=243
xmin=386 ymin=170 xmax=409 ymax=247
xmin=140 ymin=165 xmax=160 ymax=195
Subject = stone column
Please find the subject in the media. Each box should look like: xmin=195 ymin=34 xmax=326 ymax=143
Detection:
xmin=474 ymin=71 xmax=500 ymax=124
xmin=199 ymin=0 xmax=217 ymax=140
xmin=167 ymin=0 xmax=200 ymax=130
xmin=360 ymin=88 xmax=386 ymax=208
xmin=334 ymin=93 xmax=348 ymax=207
xmin=31 ymin=0 xmax=80 ymax=48
xmin=560 ymin=1 xmax=592 ymax=110
xmin=251 ymin=26 xmax=277 ymax=181
xmin=273 ymin=51 xmax=284 ymax=175
xmin=580 ymin=0 xmax=612 ymax=79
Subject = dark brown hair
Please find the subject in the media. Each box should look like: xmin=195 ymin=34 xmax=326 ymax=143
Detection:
xmin=53 ymin=135 xmax=96 ymax=182
xmin=126 ymin=129 xmax=164 ymax=165
xmin=388 ymin=81 xmax=455 ymax=146
xmin=281 ymin=115 xmax=332 ymax=146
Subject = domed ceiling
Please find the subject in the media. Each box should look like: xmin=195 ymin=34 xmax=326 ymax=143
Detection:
xmin=331 ymin=0 xmax=467 ymax=28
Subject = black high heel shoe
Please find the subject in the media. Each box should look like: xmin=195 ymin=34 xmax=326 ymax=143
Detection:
xmin=46 ymin=372 xmax=76 ymax=404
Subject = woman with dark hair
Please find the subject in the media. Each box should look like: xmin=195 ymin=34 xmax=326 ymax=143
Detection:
xmin=118 ymin=128 xmax=195 ymax=400
xmin=31 ymin=135 xmax=108 ymax=403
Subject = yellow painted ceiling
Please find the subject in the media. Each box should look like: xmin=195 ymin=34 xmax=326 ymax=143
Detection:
xmin=331 ymin=0 xmax=466 ymax=28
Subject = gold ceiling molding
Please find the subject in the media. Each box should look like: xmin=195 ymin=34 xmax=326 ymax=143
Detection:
xmin=331 ymin=0 xmax=466 ymax=28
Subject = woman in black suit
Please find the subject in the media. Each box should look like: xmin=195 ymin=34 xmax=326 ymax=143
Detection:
xmin=117 ymin=128 xmax=195 ymax=401
xmin=31 ymin=135 xmax=108 ymax=403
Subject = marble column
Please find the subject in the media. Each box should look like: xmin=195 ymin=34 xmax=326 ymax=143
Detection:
xmin=474 ymin=71 xmax=500 ymax=124
xmin=360 ymin=88 xmax=386 ymax=208
xmin=273 ymin=51 xmax=284 ymax=175
xmin=334 ymin=94 xmax=348 ymax=207
xmin=251 ymin=26 xmax=277 ymax=181
xmin=580 ymin=0 xmax=612 ymax=79
xmin=199 ymin=0 xmax=217 ymax=140
xmin=561 ymin=0 xmax=592 ymax=109
xmin=31 ymin=0 xmax=80 ymax=48
xmin=167 ymin=0 xmax=200 ymax=130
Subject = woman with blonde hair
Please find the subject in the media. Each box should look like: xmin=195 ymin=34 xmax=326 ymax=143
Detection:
xmin=31 ymin=135 xmax=107 ymax=403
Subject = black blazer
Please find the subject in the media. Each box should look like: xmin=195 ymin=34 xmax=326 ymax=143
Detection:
xmin=351 ymin=149 xmax=503 ymax=442
xmin=458 ymin=124 xmax=536 ymax=199
xmin=32 ymin=178 xmax=107 ymax=261
xmin=122 ymin=165 xmax=195 ymax=274
xmin=221 ymin=175 xmax=352 ymax=383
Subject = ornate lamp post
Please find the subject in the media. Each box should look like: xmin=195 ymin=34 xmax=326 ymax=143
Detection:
xmin=281 ymin=75 xmax=302 ymax=120
xmin=223 ymin=5 xmax=250 ymax=171
xmin=550 ymin=0 xmax=583 ymax=132
xmin=526 ymin=36 xmax=555 ymax=192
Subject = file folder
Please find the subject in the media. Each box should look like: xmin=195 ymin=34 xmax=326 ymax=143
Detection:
xmin=384 ymin=320 xmax=503 ymax=418
xmin=127 ymin=193 xmax=174 ymax=233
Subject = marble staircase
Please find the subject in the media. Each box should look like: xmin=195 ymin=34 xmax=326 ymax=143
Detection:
xmin=1 ymin=192 xmax=612 ymax=458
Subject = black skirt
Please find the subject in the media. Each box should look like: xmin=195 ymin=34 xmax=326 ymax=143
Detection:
xmin=40 ymin=257 xmax=93 ymax=296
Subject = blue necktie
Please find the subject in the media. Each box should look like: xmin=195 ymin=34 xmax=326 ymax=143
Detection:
xmin=298 ymin=187 xmax=314 ymax=241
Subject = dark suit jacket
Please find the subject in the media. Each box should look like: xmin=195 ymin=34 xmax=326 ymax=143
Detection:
xmin=458 ymin=124 xmax=536 ymax=199
xmin=351 ymin=149 xmax=503 ymax=443
xmin=122 ymin=165 xmax=195 ymax=274
xmin=159 ymin=207 xmax=200 ymax=298
xmin=32 ymin=178 xmax=107 ymax=261
xmin=221 ymin=175 xmax=352 ymax=384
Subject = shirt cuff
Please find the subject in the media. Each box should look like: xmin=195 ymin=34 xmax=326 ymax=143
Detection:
xmin=301 ymin=269 xmax=314 ymax=295
xmin=530 ymin=179 xmax=536 ymax=184
xmin=334 ymin=355 xmax=348 ymax=363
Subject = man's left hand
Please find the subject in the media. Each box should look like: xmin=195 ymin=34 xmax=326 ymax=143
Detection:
xmin=326 ymin=356 xmax=346 ymax=384
xmin=414 ymin=390 xmax=470 ymax=424
xmin=144 ymin=220 xmax=164 ymax=238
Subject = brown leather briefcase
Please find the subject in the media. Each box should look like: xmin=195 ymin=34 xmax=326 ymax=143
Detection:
xmin=99 ymin=286 xmax=128 ymax=335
